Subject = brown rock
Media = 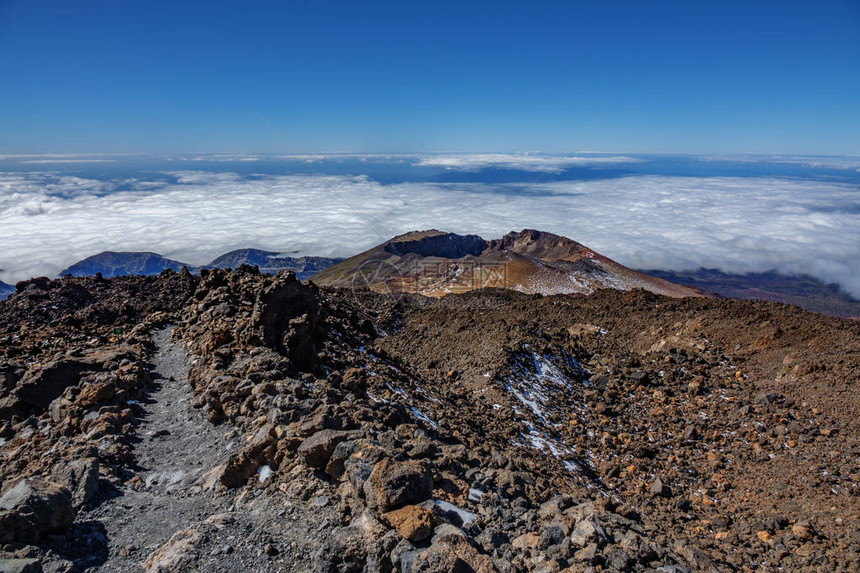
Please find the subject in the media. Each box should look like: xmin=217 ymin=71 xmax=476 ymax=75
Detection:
xmin=363 ymin=458 xmax=433 ymax=512
xmin=410 ymin=535 xmax=497 ymax=573
xmin=511 ymin=532 xmax=540 ymax=550
xmin=382 ymin=505 xmax=436 ymax=542
xmin=791 ymin=524 xmax=813 ymax=541
xmin=77 ymin=381 xmax=116 ymax=407
xmin=143 ymin=527 xmax=204 ymax=573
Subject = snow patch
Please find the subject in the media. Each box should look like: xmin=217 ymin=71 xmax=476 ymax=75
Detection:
xmin=257 ymin=465 xmax=273 ymax=483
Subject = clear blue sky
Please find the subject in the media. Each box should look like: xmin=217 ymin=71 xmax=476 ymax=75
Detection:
xmin=1 ymin=0 xmax=858 ymax=154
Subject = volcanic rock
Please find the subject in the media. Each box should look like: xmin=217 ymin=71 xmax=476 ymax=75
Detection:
xmin=363 ymin=458 xmax=434 ymax=512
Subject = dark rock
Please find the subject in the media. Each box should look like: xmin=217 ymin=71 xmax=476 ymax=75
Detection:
xmin=0 ymin=479 xmax=75 ymax=542
xmin=363 ymin=458 xmax=433 ymax=512
xmin=298 ymin=429 xmax=354 ymax=469
xmin=52 ymin=457 xmax=99 ymax=508
xmin=539 ymin=525 xmax=566 ymax=549
xmin=477 ymin=529 xmax=510 ymax=552
xmin=605 ymin=546 xmax=634 ymax=569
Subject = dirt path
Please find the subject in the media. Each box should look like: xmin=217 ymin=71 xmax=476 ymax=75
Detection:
xmin=57 ymin=328 xmax=338 ymax=573
xmin=66 ymin=328 xmax=241 ymax=571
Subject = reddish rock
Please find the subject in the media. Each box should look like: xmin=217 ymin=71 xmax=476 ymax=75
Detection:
xmin=382 ymin=505 xmax=436 ymax=542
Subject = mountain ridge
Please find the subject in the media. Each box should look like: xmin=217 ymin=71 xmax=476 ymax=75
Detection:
xmin=312 ymin=229 xmax=708 ymax=299
xmin=56 ymin=249 xmax=344 ymax=282
xmin=5 ymin=232 xmax=859 ymax=317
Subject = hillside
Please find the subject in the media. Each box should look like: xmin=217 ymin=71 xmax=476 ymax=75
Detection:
xmin=312 ymin=229 xmax=706 ymax=299
xmin=0 ymin=269 xmax=856 ymax=572
xmin=59 ymin=252 xmax=190 ymax=278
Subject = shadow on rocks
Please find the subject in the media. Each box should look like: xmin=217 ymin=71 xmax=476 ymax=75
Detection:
xmin=43 ymin=520 xmax=109 ymax=571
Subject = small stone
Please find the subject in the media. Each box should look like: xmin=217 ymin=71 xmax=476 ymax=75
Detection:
xmin=791 ymin=524 xmax=813 ymax=541
xmin=757 ymin=530 xmax=771 ymax=542
xmin=650 ymin=477 xmax=671 ymax=498
xmin=512 ymin=532 xmax=540 ymax=550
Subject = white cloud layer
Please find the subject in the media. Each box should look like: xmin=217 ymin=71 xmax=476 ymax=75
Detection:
xmin=412 ymin=153 xmax=641 ymax=172
xmin=1 ymin=170 xmax=859 ymax=297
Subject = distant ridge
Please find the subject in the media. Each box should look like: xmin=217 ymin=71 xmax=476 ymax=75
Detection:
xmin=201 ymin=249 xmax=343 ymax=280
xmin=644 ymin=268 xmax=860 ymax=319
xmin=6 ymin=240 xmax=857 ymax=317
xmin=0 ymin=281 xmax=13 ymax=301
xmin=54 ymin=249 xmax=343 ymax=282
xmin=60 ymin=252 xmax=190 ymax=278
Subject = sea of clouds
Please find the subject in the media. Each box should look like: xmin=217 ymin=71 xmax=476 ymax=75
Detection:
xmin=1 ymin=162 xmax=859 ymax=297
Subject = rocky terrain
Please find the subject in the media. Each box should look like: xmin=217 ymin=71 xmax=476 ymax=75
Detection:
xmin=313 ymin=230 xmax=705 ymax=299
xmin=0 ymin=265 xmax=857 ymax=572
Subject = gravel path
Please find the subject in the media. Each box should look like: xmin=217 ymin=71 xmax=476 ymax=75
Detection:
xmin=74 ymin=328 xmax=242 ymax=572
xmin=58 ymin=328 xmax=339 ymax=573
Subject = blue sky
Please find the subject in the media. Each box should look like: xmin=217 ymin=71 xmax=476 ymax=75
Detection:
xmin=1 ymin=0 xmax=858 ymax=154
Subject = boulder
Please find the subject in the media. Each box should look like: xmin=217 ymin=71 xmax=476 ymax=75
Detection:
xmin=53 ymin=457 xmax=99 ymax=508
xmin=297 ymin=429 xmax=354 ymax=469
xmin=0 ymin=479 xmax=75 ymax=542
xmin=382 ymin=505 xmax=436 ymax=543
xmin=363 ymin=458 xmax=433 ymax=512
xmin=409 ymin=534 xmax=497 ymax=573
